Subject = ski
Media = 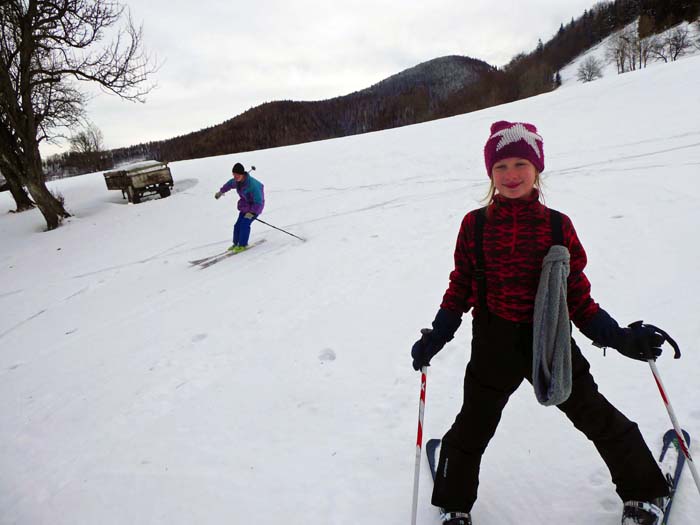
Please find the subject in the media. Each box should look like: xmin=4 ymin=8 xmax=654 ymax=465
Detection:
xmin=426 ymin=432 xmax=691 ymax=524
xmin=426 ymin=438 xmax=441 ymax=483
xmin=659 ymin=429 xmax=691 ymax=525
xmin=189 ymin=250 xmax=228 ymax=265
xmin=426 ymin=438 xmax=456 ymax=521
xmin=192 ymin=239 xmax=266 ymax=269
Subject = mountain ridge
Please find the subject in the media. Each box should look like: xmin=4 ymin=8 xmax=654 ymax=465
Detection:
xmin=104 ymin=54 xmax=494 ymax=165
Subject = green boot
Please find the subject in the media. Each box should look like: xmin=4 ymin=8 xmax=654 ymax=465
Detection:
xmin=232 ymin=245 xmax=248 ymax=254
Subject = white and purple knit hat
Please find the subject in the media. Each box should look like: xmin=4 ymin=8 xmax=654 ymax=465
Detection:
xmin=483 ymin=120 xmax=545 ymax=177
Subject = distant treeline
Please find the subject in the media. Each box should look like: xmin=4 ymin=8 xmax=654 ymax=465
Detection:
xmin=45 ymin=0 xmax=699 ymax=176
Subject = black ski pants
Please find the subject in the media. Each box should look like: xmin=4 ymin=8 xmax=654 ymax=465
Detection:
xmin=431 ymin=312 xmax=669 ymax=513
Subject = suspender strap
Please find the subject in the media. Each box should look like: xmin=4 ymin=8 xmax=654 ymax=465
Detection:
xmin=474 ymin=207 xmax=487 ymax=310
xmin=550 ymin=209 xmax=563 ymax=246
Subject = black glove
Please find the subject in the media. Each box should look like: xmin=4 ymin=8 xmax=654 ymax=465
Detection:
xmin=582 ymin=312 xmax=681 ymax=363
xmin=616 ymin=321 xmax=665 ymax=362
xmin=411 ymin=308 xmax=462 ymax=371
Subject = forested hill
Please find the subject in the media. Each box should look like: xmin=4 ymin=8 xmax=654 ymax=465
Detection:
xmin=364 ymin=55 xmax=491 ymax=100
xmin=109 ymin=55 xmax=494 ymax=164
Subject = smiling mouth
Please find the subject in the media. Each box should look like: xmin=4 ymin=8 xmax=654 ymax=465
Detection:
xmin=504 ymin=182 xmax=521 ymax=189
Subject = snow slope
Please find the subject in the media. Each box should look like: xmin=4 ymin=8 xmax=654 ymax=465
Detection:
xmin=559 ymin=20 xmax=700 ymax=88
xmin=2 ymin=55 xmax=700 ymax=525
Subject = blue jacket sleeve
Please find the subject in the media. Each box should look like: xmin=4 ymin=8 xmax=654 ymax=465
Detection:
xmin=219 ymin=178 xmax=236 ymax=194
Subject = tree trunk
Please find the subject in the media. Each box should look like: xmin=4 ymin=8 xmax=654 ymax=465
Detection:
xmin=22 ymin=144 xmax=70 ymax=230
xmin=3 ymin=170 xmax=35 ymax=212
xmin=0 ymin=155 xmax=35 ymax=211
xmin=24 ymin=176 xmax=70 ymax=229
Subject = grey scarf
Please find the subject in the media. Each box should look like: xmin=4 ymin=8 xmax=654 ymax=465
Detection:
xmin=532 ymin=245 xmax=572 ymax=406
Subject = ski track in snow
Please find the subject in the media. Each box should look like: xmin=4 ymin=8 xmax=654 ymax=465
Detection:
xmin=62 ymin=286 xmax=90 ymax=301
xmin=71 ymin=242 xmax=188 ymax=278
xmin=0 ymin=309 xmax=47 ymax=340
xmin=554 ymin=141 xmax=700 ymax=174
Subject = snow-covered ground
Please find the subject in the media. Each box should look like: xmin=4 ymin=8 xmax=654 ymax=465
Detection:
xmin=559 ymin=20 xmax=700 ymax=87
xmin=2 ymin=52 xmax=700 ymax=525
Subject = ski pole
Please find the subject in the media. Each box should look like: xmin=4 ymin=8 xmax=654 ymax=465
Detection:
xmin=631 ymin=321 xmax=700 ymax=495
xmin=636 ymin=322 xmax=700 ymax=495
xmin=411 ymin=366 xmax=428 ymax=525
xmin=254 ymin=217 xmax=306 ymax=242
xmin=648 ymin=359 xmax=700 ymax=495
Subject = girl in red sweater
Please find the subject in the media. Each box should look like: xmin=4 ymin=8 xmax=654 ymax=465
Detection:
xmin=411 ymin=121 xmax=670 ymax=525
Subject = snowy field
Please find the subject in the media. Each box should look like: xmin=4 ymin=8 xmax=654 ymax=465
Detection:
xmin=2 ymin=54 xmax=700 ymax=525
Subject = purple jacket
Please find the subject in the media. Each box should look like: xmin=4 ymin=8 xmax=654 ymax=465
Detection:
xmin=219 ymin=173 xmax=265 ymax=215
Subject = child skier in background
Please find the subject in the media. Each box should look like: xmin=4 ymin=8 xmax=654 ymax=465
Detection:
xmin=215 ymin=163 xmax=265 ymax=252
xmin=410 ymin=121 xmax=672 ymax=525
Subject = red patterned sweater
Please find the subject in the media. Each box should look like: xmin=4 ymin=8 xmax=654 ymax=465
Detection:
xmin=440 ymin=191 xmax=600 ymax=328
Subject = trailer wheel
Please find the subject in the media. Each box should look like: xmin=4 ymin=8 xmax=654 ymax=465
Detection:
xmin=159 ymin=186 xmax=171 ymax=198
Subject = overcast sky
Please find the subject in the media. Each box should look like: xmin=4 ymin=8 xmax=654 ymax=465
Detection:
xmin=43 ymin=0 xmax=603 ymax=157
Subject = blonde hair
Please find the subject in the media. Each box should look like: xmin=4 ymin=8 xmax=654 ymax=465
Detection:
xmin=482 ymin=172 xmax=544 ymax=206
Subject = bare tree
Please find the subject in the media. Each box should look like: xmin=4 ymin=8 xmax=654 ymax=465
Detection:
xmin=650 ymin=26 xmax=694 ymax=62
xmin=606 ymin=29 xmax=634 ymax=74
xmin=638 ymin=34 xmax=660 ymax=68
xmin=621 ymin=28 xmax=639 ymax=72
xmin=577 ymin=56 xmax=604 ymax=82
xmin=606 ymin=25 xmax=664 ymax=73
xmin=668 ymin=27 xmax=693 ymax=60
xmin=69 ymin=122 xmax=108 ymax=172
xmin=0 ymin=1 xmax=156 ymax=230
xmin=624 ymin=28 xmax=657 ymax=71
xmin=70 ymin=123 xmax=104 ymax=154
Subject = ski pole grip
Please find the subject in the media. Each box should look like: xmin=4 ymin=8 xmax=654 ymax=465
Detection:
xmin=647 ymin=323 xmax=681 ymax=359
xmin=630 ymin=321 xmax=681 ymax=359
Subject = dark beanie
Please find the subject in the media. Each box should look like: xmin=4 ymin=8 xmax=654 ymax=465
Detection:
xmin=232 ymin=162 xmax=245 ymax=174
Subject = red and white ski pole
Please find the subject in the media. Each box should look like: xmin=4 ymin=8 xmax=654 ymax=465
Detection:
xmin=411 ymin=366 xmax=428 ymax=525
xmin=649 ymin=359 xmax=700 ymax=495
xmin=638 ymin=322 xmax=700 ymax=495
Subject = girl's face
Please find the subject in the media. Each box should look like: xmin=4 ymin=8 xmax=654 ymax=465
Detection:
xmin=491 ymin=157 xmax=538 ymax=200
xmin=233 ymin=172 xmax=245 ymax=183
